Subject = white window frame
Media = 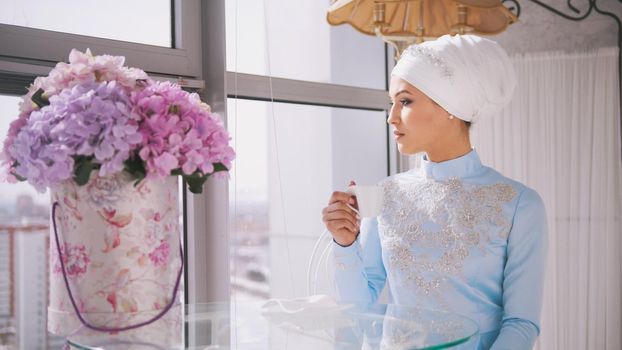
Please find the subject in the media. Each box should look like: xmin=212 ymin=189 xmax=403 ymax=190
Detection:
xmin=0 ymin=1 xmax=201 ymax=78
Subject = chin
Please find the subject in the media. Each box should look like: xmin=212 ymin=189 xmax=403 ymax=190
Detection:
xmin=397 ymin=143 xmax=420 ymax=156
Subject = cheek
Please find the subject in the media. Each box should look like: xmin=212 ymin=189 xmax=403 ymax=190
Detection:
xmin=402 ymin=108 xmax=435 ymax=134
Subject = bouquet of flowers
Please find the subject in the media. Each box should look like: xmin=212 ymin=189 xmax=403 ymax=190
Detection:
xmin=0 ymin=49 xmax=235 ymax=193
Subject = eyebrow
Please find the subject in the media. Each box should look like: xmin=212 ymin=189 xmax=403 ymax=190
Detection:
xmin=389 ymin=89 xmax=412 ymax=99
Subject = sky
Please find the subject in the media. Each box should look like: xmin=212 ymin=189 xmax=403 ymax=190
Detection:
xmin=0 ymin=0 xmax=171 ymax=47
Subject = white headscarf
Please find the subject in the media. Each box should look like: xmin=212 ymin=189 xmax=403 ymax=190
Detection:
xmin=391 ymin=34 xmax=516 ymax=122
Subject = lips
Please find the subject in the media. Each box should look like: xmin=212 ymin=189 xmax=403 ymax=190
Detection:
xmin=393 ymin=130 xmax=405 ymax=139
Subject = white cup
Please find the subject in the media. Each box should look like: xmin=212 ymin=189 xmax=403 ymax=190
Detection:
xmin=346 ymin=184 xmax=384 ymax=218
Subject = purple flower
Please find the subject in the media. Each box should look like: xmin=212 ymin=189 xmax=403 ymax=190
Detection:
xmin=2 ymin=49 xmax=235 ymax=192
xmin=9 ymin=81 xmax=142 ymax=191
xmin=10 ymin=109 xmax=75 ymax=191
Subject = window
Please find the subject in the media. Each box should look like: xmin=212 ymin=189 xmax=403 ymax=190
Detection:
xmin=0 ymin=2 xmax=395 ymax=346
xmin=228 ymin=99 xmax=389 ymax=301
xmin=225 ymin=0 xmax=386 ymax=89
xmin=224 ymin=0 xmax=394 ymax=307
xmin=0 ymin=94 xmax=63 ymax=349
xmin=0 ymin=1 xmax=201 ymax=81
xmin=0 ymin=0 xmax=172 ymax=47
xmin=0 ymin=1 xmax=198 ymax=346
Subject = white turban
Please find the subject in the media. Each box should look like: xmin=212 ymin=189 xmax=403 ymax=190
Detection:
xmin=391 ymin=34 xmax=516 ymax=122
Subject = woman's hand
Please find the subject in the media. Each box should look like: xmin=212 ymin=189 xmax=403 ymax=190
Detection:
xmin=322 ymin=181 xmax=361 ymax=246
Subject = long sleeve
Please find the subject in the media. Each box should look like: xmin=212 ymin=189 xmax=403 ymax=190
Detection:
xmin=491 ymin=188 xmax=549 ymax=350
xmin=332 ymin=217 xmax=387 ymax=304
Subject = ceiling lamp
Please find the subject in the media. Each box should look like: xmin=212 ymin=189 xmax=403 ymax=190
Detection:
xmin=327 ymin=0 xmax=518 ymax=58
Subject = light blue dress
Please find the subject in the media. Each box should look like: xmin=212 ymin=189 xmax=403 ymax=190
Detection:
xmin=332 ymin=149 xmax=548 ymax=349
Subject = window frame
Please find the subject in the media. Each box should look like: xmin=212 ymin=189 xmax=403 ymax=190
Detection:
xmin=0 ymin=1 xmax=199 ymax=78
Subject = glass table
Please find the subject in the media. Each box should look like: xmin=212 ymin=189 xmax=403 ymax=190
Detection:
xmin=63 ymin=302 xmax=479 ymax=349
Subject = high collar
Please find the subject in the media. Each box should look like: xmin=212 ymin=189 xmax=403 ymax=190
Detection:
xmin=420 ymin=148 xmax=483 ymax=181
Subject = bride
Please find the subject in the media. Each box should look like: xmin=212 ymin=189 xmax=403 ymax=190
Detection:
xmin=322 ymin=34 xmax=548 ymax=350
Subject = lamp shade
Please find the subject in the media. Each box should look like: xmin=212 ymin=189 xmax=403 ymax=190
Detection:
xmin=327 ymin=0 xmax=517 ymax=39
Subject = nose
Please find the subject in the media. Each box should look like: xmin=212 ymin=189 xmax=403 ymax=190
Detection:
xmin=387 ymin=104 xmax=399 ymax=125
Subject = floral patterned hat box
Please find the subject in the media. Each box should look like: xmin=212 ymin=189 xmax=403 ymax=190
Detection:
xmin=48 ymin=172 xmax=183 ymax=336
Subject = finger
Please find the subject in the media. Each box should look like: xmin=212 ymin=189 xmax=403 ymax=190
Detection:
xmin=328 ymin=191 xmax=356 ymax=205
xmin=323 ymin=208 xmax=359 ymax=222
xmin=349 ymin=196 xmax=358 ymax=210
xmin=326 ymin=202 xmax=360 ymax=219
xmin=327 ymin=219 xmax=358 ymax=234
xmin=323 ymin=210 xmax=359 ymax=227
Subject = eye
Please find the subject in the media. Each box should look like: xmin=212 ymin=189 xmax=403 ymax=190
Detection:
xmin=399 ymin=98 xmax=412 ymax=107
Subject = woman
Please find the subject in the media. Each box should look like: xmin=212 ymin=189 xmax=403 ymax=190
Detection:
xmin=322 ymin=34 xmax=548 ymax=349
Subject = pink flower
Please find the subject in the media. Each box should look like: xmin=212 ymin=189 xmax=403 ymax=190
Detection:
xmin=52 ymin=243 xmax=91 ymax=279
xmin=24 ymin=49 xmax=147 ymax=102
xmin=153 ymin=152 xmax=179 ymax=177
xmin=1 ymin=113 xmax=27 ymax=158
xmin=133 ymin=81 xmax=235 ymax=181
xmin=2 ymin=49 xmax=234 ymax=193
xmin=181 ymin=149 xmax=204 ymax=174
xmin=148 ymin=239 xmax=170 ymax=267
xmin=0 ymin=161 xmax=17 ymax=183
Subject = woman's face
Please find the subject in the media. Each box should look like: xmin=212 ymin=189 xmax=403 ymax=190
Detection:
xmin=387 ymin=76 xmax=455 ymax=155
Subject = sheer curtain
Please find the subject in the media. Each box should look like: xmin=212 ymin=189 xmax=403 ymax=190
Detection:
xmin=469 ymin=47 xmax=621 ymax=349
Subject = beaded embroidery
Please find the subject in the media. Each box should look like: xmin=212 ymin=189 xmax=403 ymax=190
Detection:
xmin=380 ymin=306 xmax=469 ymax=347
xmin=378 ymin=176 xmax=517 ymax=305
xmin=404 ymin=45 xmax=454 ymax=80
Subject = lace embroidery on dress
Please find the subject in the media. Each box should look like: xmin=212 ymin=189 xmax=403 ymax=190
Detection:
xmin=378 ymin=176 xmax=517 ymax=305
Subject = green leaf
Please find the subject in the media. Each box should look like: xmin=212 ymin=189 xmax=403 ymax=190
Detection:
xmin=123 ymin=157 xmax=146 ymax=178
xmin=213 ymin=162 xmax=228 ymax=172
xmin=13 ymin=172 xmax=27 ymax=182
xmin=184 ymin=173 xmax=207 ymax=194
xmin=168 ymin=105 xmax=180 ymax=114
xmin=73 ymin=158 xmax=93 ymax=186
xmin=10 ymin=162 xmax=27 ymax=182
xmin=123 ymin=157 xmax=147 ymax=187
xmin=133 ymin=176 xmax=146 ymax=187
xmin=31 ymin=88 xmax=50 ymax=108
xmin=182 ymin=164 xmax=231 ymax=194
